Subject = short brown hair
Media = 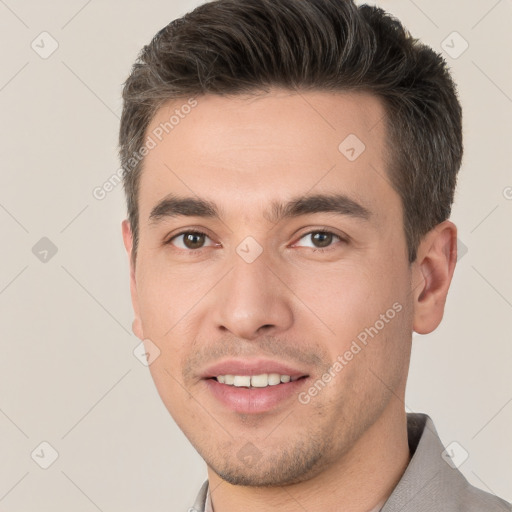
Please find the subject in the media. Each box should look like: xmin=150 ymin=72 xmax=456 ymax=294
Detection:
xmin=119 ymin=0 xmax=463 ymax=264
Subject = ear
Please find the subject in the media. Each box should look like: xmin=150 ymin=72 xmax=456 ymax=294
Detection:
xmin=411 ymin=220 xmax=458 ymax=335
xmin=122 ymin=220 xmax=144 ymax=340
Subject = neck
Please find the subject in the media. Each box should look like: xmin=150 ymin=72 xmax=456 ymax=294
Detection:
xmin=207 ymin=404 xmax=411 ymax=512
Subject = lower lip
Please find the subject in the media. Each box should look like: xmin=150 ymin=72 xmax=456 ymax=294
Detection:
xmin=204 ymin=378 xmax=308 ymax=414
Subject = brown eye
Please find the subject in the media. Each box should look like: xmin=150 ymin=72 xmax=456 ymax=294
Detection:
xmin=183 ymin=232 xmax=205 ymax=249
xmin=169 ymin=231 xmax=215 ymax=250
xmin=311 ymin=231 xmax=333 ymax=248
xmin=294 ymin=230 xmax=344 ymax=251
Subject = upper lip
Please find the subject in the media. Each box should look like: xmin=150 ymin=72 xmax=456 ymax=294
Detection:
xmin=201 ymin=358 xmax=309 ymax=379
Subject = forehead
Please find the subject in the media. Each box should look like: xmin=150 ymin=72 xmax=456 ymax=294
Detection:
xmin=138 ymin=89 xmax=398 ymax=225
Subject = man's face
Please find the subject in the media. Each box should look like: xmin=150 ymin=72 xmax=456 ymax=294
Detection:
xmin=123 ymin=90 xmax=416 ymax=485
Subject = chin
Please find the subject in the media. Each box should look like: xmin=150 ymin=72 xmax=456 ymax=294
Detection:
xmin=206 ymin=440 xmax=327 ymax=487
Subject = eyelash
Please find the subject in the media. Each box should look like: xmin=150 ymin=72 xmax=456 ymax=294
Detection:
xmin=164 ymin=230 xmax=218 ymax=255
xmin=165 ymin=229 xmax=346 ymax=254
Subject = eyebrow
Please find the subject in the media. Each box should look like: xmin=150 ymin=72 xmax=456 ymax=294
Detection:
xmin=148 ymin=192 xmax=372 ymax=224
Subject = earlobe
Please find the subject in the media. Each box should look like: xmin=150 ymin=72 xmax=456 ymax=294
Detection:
xmin=132 ymin=318 xmax=144 ymax=340
xmin=412 ymin=220 xmax=458 ymax=335
xmin=122 ymin=219 xmax=144 ymax=340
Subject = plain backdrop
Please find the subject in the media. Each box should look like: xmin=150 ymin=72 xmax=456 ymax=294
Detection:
xmin=0 ymin=0 xmax=511 ymax=510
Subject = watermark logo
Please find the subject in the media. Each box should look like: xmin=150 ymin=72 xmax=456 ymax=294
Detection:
xmin=32 ymin=237 xmax=58 ymax=263
xmin=236 ymin=236 xmax=263 ymax=263
xmin=441 ymin=31 xmax=469 ymax=59
xmin=133 ymin=339 xmax=161 ymax=366
xmin=456 ymin=237 xmax=469 ymax=262
xmin=339 ymin=133 xmax=366 ymax=162
xmin=237 ymin=442 xmax=263 ymax=467
xmin=31 ymin=32 xmax=59 ymax=59
xmin=442 ymin=441 xmax=469 ymax=469
xmin=31 ymin=441 xmax=59 ymax=469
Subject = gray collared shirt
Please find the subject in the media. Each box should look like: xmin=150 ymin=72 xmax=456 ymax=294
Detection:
xmin=190 ymin=413 xmax=511 ymax=511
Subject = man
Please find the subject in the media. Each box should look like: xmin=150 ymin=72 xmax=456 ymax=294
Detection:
xmin=118 ymin=0 xmax=511 ymax=510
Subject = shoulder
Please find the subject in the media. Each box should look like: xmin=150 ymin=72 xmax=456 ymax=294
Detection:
xmin=457 ymin=481 xmax=511 ymax=512
xmin=381 ymin=413 xmax=511 ymax=512
xmin=189 ymin=480 xmax=208 ymax=512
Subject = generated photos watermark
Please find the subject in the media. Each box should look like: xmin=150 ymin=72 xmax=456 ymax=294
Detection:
xmin=298 ymin=301 xmax=403 ymax=405
xmin=92 ymin=97 xmax=198 ymax=200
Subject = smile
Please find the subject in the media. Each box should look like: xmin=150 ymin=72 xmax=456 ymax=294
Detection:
xmin=215 ymin=373 xmax=299 ymax=387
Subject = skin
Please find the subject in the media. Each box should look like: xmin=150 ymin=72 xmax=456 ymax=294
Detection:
xmin=122 ymin=89 xmax=457 ymax=511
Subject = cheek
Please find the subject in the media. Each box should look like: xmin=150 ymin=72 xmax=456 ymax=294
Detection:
xmin=289 ymin=258 xmax=410 ymax=358
xmin=135 ymin=256 xmax=213 ymax=338
xmin=289 ymin=262 xmax=380 ymax=332
xmin=146 ymin=360 xmax=194 ymax=430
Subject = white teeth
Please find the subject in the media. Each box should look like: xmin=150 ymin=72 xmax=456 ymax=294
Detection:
xmin=215 ymin=373 xmax=295 ymax=388
xmin=251 ymin=374 xmax=269 ymax=387
xmin=268 ymin=373 xmax=281 ymax=385
xmin=233 ymin=375 xmax=251 ymax=387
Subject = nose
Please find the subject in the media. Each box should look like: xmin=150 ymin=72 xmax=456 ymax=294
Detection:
xmin=210 ymin=250 xmax=294 ymax=341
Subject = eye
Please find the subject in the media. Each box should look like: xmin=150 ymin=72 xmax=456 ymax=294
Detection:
xmin=294 ymin=230 xmax=344 ymax=251
xmin=167 ymin=230 xmax=218 ymax=250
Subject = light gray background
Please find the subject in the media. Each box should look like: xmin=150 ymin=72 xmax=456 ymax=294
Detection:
xmin=0 ymin=0 xmax=511 ymax=510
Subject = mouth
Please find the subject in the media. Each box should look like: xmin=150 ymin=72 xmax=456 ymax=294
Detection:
xmin=213 ymin=373 xmax=303 ymax=387
xmin=201 ymin=360 xmax=310 ymax=414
